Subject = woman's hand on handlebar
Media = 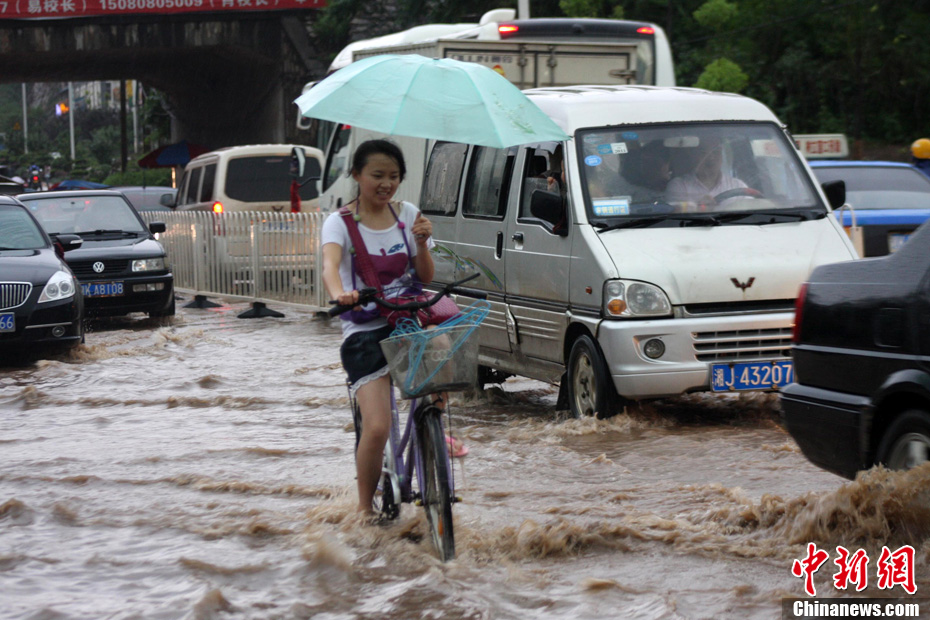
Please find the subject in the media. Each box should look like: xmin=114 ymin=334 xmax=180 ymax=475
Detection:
xmin=334 ymin=289 xmax=360 ymax=309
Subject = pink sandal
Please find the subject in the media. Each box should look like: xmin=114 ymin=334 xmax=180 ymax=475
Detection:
xmin=445 ymin=435 xmax=469 ymax=458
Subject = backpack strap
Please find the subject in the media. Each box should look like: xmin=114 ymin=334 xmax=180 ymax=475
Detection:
xmin=339 ymin=205 xmax=381 ymax=290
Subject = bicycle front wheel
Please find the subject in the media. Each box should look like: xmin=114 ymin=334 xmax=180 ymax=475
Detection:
xmin=417 ymin=406 xmax=455 ymax=561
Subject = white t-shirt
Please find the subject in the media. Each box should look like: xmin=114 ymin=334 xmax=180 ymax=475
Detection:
xmin=321 ymin=201 xmax=433 ymax=339
xmin=665 ymin=173 xmax=747 ymax=209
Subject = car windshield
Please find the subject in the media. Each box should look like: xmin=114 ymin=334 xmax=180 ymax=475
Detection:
xmin=24 ymin=195 xmax=148 ymax=235
xmin=811 ymin=166 xmax=930 ymax=210
xmin=577 ymin=123 xmax=823 ymax=225
xmin=0 ymin=205 xmax=47 ymax=250
xmin=225 ymin=155 xmax=319 ymax=202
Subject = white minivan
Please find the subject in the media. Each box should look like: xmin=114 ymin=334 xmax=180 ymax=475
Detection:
xmin=423 ymin=85 xmax=858 ymax=418
xmin=174 ymin=144 xmax=324 ymax=213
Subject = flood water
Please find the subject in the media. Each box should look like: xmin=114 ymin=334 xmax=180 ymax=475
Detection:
xmin=2 ymin=297 xmax=929 ymax=619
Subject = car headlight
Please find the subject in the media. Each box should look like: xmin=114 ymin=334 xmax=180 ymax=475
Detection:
xmin=603 ymin=280 xmax=672 ymax=318
xmin=132 ymin=257 xmax=166 ymax=272
xmin=38 ymin=270 xmax=76 ymax=304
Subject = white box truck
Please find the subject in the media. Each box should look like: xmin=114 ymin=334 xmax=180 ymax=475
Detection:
xmin=299 ymin=9 xmax=675 ymax=212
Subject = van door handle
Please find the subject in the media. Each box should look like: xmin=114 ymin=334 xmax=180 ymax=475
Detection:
xmin=496 ymin=231 xmax=503 ymax=258
xmin=511 ymin=232 xmax=524 ymax=242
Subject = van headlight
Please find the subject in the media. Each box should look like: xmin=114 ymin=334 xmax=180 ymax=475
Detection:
xmin=38 ymin=270 xmax=76 ymax=303
xmin=603 ymin=280 xmax=672 ymax=318
xmin=132 ymin=257 xmax=166 ymax=272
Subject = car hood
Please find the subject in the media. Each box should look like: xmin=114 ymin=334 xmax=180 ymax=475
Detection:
xmin=0 ymin=249 xmax=70 ymax=285
xmin=66 ymin=235 xmax=165 ymax=260
xmin=597 ymin=219 xmax=857 ymax=304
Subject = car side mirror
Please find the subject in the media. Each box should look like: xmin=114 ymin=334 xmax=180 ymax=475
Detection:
xmin=159 ymin=193 xmax=176 ymax=209
xmin=149 ymin=222 xmax=167 ymax=234
xmin=530 ymin=189 xmax=568 ymax=236
xmin=821 ymin=180 xmax=846 ymax=210
xmin=52 ymin=233 xmax=83 ymax=257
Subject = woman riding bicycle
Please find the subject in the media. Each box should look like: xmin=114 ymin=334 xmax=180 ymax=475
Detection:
xmin=321 ymin=139 xmax=441 ymax=517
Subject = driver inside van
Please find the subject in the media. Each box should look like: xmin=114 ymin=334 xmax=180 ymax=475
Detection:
xmin=665 ymin=137 xmax=748 ymax=211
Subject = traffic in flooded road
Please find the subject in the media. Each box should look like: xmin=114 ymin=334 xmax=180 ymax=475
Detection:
xmin=2 ymin=299 xmax=928 ymax=619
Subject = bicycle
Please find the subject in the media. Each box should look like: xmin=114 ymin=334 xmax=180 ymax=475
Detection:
xmin=329 ymin=274 xmax=489 ymax=561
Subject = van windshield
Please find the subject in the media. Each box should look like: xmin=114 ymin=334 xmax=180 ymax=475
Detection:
xmin=577 ymin=123 xmax=824 ymax=226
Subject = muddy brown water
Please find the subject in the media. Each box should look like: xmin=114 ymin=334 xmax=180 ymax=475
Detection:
xmin=2 ymin=299 xmax=928 ymax=619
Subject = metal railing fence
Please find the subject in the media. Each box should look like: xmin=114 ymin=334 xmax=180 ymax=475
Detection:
xmin=142 ymin=211 xmax=327 ymax=311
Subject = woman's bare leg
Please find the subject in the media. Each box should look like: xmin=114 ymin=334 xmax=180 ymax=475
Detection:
xmin=354 ymin=374 xmax=392 ymax=514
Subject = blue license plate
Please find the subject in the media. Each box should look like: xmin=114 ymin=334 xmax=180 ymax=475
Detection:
xmin=82 ymin=281 xmax=124 ymax=298
xmin=710 ymin=360 xmax=793 ymax=392
xmin=0 ymin=313 xmax=13 ymax=333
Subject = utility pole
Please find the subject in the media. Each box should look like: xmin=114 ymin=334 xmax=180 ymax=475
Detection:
xmin=68 ymin=82 xmax=75 ymax=162
xmin=132 ymin=80 xmax=139 ymax=153
xmin=21 ymin=83 xmax=28 ymax=155
xmin=518 ymin=0 xmax=530 ymax=19
xmin=120 ymin=80 xmax=128 ymax=172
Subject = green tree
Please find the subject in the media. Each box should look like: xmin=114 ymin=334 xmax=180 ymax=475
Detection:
xmin=695 ymin=57 xmax=748 ymax=92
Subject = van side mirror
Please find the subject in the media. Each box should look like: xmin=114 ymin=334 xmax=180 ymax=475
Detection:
xmin=149 ymin=222 xmax=167 ymax=234
xmin=291 ymin=147 xmax=306 ymax=179
xmin=530 ymin=189 xmax=568 ymax=236
xmin=821 ymin=180 xmax=846 ymax=210
xmin=159 ymin=193 xmax=176 ymax=209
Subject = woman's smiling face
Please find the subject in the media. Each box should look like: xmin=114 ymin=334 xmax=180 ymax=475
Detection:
xmin=353 ymin=153 xmax=401 ymax=209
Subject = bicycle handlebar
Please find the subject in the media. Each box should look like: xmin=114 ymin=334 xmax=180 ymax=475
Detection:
xmin=328 ymin=273 xmax=485 ymax=317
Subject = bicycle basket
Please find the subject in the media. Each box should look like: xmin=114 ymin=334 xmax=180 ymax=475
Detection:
xmin=380 ymin=301 xmax=489 ymax=399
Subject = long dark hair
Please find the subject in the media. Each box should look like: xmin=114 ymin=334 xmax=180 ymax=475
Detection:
xmin=350 ymin=139 xmax=407 ymax=182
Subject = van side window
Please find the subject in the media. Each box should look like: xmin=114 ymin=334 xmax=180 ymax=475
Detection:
xmin=324 ymin=125 xmax=352 ymax=193
xmin=184 ymin=167 xmax=202 ymax=205
xmin=519 ymin=144 xmax=563 ymax=220
xmin=177 ymin=171 xmax=191 ymax=206
xmin=200 ymin=164 xmax=216 ymax=203
xmin=463 ymin=146 xmax=514 ymax=219
xmin=422 ymin=142 xmax=467 ymax=216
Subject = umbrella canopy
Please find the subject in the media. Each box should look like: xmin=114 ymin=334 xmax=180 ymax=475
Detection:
xmin=138 ymin=140 xmax=210 ymax=168
xmin=294 ymin=54 xmax=569 ymax=149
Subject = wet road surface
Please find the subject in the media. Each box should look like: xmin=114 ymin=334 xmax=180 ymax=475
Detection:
xmin=2 ymin=298 xmax=929 ymax=619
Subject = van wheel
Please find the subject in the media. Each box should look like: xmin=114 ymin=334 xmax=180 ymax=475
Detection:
xmin=567 ymin=334 xmax=617 ymax=419
xmin=876 ymin=410 xmax=930 ymax=471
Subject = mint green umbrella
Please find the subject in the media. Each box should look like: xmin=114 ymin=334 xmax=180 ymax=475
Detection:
xmin=294 ymin=54 xmax=569 ymax=149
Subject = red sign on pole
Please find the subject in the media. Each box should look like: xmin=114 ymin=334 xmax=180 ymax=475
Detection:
xmin=0 ymin=0 xmax=324 ymax=19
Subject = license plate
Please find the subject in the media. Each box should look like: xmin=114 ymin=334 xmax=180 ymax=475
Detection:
xmin=710 ymin=360 xmax=793 ymax=392
xmin=82 ymin=281 xmax=124 ymax=298
xmin=0 ymin=312 xmax=13 ymax=333
xmin=888 ymin=233 xmax=912 ymax=253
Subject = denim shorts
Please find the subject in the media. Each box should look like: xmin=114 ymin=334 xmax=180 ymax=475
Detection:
xmin=340 ymin=324 xmax=394 ymax=387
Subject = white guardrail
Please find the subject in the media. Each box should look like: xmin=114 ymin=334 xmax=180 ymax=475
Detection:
xmin=141 ymin=211 xmax=328 ymax=313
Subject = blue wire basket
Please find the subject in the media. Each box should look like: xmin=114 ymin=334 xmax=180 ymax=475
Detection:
xmin=380 ymin=300 xmax=491 ymax=399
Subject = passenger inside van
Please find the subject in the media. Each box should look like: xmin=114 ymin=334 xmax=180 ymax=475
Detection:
xmin=617 ymin=141 xmax=671 ymax=199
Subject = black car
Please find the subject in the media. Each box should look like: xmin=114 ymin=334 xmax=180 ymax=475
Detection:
xmin=17 ymin=190 xmax=175 ymax=318
xmin=808 ymin=161 xmax=930 ymax=257
xmin=781 ymin=221 xmax=930 ymax=479
xmin=0 ymin=196 xmax=84 ymax=357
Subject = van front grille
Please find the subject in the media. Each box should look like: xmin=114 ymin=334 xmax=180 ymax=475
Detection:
xmin=0 ymin=282 xmax=32 ymax=310
xmin=683 ymin=299 xmax=795 ymax=317
xmin=693 ymin=327 xmax=792 ymax=362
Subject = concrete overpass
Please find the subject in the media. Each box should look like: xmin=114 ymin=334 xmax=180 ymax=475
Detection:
xmin=0 ymin=6 xmax=327 ymax=149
